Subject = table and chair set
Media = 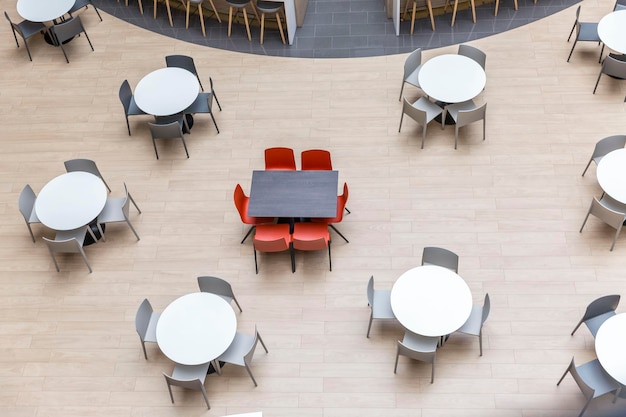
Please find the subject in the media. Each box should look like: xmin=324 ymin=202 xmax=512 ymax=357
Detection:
xmin=136 ymin=276 xmax=268 ymax=408
xmin=18 ymin=159 xmax=141 ymax=273
xmin=120 ymin=54 xmax=221 ymax=159
xmin=234 ymin=147 xmax=350 ymax=273
xmin=558 ymin=294 xmax=626 ymax=417
xmin=398 ymin=44 xmax=487 ymax=149
xmin=367 ymin=247 xmax=491 ymax=383
xmin=5 ymin=0 xmax=101 ymax=62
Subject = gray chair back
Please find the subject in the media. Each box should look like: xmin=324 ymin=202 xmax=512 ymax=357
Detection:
xmin=457 ymin=102 xmax=487 ymax=128
xmin=403 ymin=48 xmax=422 ymax=79
xmin=163 ymin=364 xmax=211 ymax=409
xmin=481 ymin=293 xmax=491 ymax=325
xmin=580 ymin=196 xmax=626 ymax=251
xmin=595 ymin=56 xmax=626 ymax=101
xmin=43 ymin=235 xmax=92 ymax=273
xmin=422 ymin=246 xmax=459 ymax=273
xmin=165 ymin=54 xmax=204 ymax=91
xmin=366 ymin=275 xmax=375 ymax=307
xmin=50 ymin=16 xmax=94 ymax=63
xmin=458 ymin=44 xmax=486 ymax=69
xmin=19 ymin=184 xmax=39 ymax=242
xmin=64 ymin=158 xmax=111 ymax=192
xmin=582 ymin=295 xmax=620 ymax=322
xmin=197 ymin=275 xmax=243 ymax=311
xmin=147 ymin=121 xmax=189 ymax=159
xmin=135 ymin=298 xmax=153 ymax=341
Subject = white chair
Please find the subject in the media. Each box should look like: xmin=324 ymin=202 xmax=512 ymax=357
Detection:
xmin=394 ymin=330 xmax=439 ymax=383
xmin=18 ymin=184 xmax=40 ymax=242
xmin=163 ymin=362 xmax=211 ymax=409
xmin=96 ymin=183 xmax=141 ymax=241
xmin=42 ymin=227 xmax=96 ymax=273
xmin=454 ymin=293 xmax=490 ymax=356
xmin=442 ymin=100 xmax=487 ymax=149
xmin=366 ymin=276 xmax=396 ymax=337
xmin=135 ymin=298 xmax=160 ymax=359
xmin=399 ymin=48 xmax=422 ymax=101
xmin=398 ymin=97 xmax=444 ymax=149
xmin=215 ymin=325 xmax=268 ymax=386
xmin=580 ymin=194 xmax=626 ymax=251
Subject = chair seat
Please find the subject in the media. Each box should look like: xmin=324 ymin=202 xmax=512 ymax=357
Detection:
xmin=577 ymin=359 xmax=621 ymax=397
xmin=97 ymin=197 xmax=126 ymax=223
xmin=217 ymin=332 xmax=255 ymax=365
xmin=184 ymin=92 xmax=214 ymax=113
xmin=171 ymin=362 xmax=211 ymax=380
xmin=372 ymin=289 xmax=395 ymax=318
xmin=256 ymin=0 xmax=282 ymax=13
xmin=585 ymin=311 xmax=616 ymax=337
xmin=414 ymin=97 xmax=444 ymax=123
xmin=227 ymin=0 xmax=250 ymax=6
xmin=456 ymin=304 xmax=482 ymax=335
xmin=128 ymin=97 xmax=146 ymax=116
xmin=19 ymin=20 xmax=47 ymax=38
xmin=578 ymin=23 xmax=600 ymax=42
xmin=144 ymin=311 xmax=161 ymax=343
xmin=445 ymin=100 xmax=476 ymax=121
xmin=404 ymin=65 xmax=421 ymax=88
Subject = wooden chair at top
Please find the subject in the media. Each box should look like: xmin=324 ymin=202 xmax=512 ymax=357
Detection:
xmin=446 ymin=0 xmax=476 ymax=28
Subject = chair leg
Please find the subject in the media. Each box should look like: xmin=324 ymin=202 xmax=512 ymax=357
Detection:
xmin=208 ymin=0 xmax=222 ymax=22
xmin=426 ymin=0 xmax=435 ymax=31
xmin=494 ymin=0 xmax=499 ymax=16
xmin=126 ymin=219 xmax=141 ymax=241
xmin=398 ymin=112 xmax=405 ymax=132
xmin=48 ymin=249 xmax=61 ymax=272
xmin=26 ymin=223 xmax=35 ymax=243
xmin=198 ymin=5 xmax=206 ymax=37
xmin=455 ymin=125 xmax=459 ymax=149
xmin=140 ymin=339 xmax=148 ymax=359
xmin=260 ymin=13 xmax=265 ymax=44
xmin=593 ymin=70 xmax=603 ymax=94
xmin=97 ymin=223 xmax=107 ymax=242
xmin=329 ymin=225 xmax=349 ymax=243
xmin=152 ymin=138 xmax=159 ymax=160
xmin=581 ymin=159 xmax=593 ymax=176
xmin=567 ymin=40 xmax=578 ymax=62
xmin=290 ymin=244 xmax=295 ymax=273
xmin=244 ymin=363 xmax=258 ymax=387
xmin=478 ymin=331 xmax=483 ymax=356
xmin=125 ymin=116 xmax=132 ymax=136
xmin=243 ymin=8 xmax=251 ymax=41
xmin=579 ymin=210 xmax=591 ymax=233
xmin=78 ymin=247 xmax=93 ymax=273
xmin=366 ymin=314 xmax=373 ymax=338
xmin=165 ymin=0 xmax=173 ymax=26
xmin=228 ymin=6 xmax=234 ymax=37
xmin=451 ymin=0 xmax=459 ymax=27
xmin=556 ymin=364 xmax=570 ymax=386
xmin=399 ymin=81 xmax=405 ymax=101
xmin=199 ymin=385 xmax=211 ymax=409
xmin=410 ymin=3 xmax=416 ymax=35
xmin=180 ymin=136 xmax=190 ymax=158
xmin=254 ymin=248 xmax=259 ymax=274
xmin=210 ymin=112 xmax=220 ymax=133
xmin=393 ymin=350 xmax=400 ymax=373
xmin=610 ymin=223 xmax=622 ymax=251
xmin=241 ymin=225 xmax=256 ymax=244
xmin=276 ymin=12 xmax=286 ymax=44
xmin=257 ymin=331 xmax=269 ymax=353
xmin=571 ymin=319 xmax=583 ymax=336
xmin=328 ymin=240 xmax=332 ymax=271
xmin=232 ymin=297 xmax=243 ymax=312
xmin=129 ymin=193 xmax=142 ymax=213
xmin=430 ymin=361 xmax=435 ymax=384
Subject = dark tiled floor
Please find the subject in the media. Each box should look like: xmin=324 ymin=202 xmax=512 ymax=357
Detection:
xmin=94 ymin=0 xmax=579 ymax=57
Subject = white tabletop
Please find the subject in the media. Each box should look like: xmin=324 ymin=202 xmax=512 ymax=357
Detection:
xmin=597 ymin=148 xmax=626 ymax=204
xmin=17 ymin=0 xmax=75 ymax=22
xmin=595 ymin=313 xmax=626 ymax=385
xmin=35 ymin=172 xmax=107 ymax=231
xmin=156 ymin=292 xmax=237 ymax=366
xmin=418 ymin=54 xmax=486 ymax=104
xmin=390 ymin=265 xmax=473 ymax=337
xmin=599 ymin=10 xmax=626 ymax=55
xmin=133 ymin=68 xmax=200 ymax=116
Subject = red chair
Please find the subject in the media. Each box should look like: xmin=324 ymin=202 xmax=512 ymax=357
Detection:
xmin=301 ymin=149 xmax=332 ymax=170
xmin=312 ymin=182 xmax=349 ymax=243
xmin=253 ymin=224 xmax=294 ymax=273
xmin=264 ymin=147 xmax=296 ymax=170
xmin=292 ymin=222 xmax=331 ymax=271
xmin=234 ymin=184 xmax=274 ymax=244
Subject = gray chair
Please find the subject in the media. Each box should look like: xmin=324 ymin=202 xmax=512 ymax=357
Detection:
xmin=567 ymin=5 xmax=604 ymax=63
xmin=96 ymin=182 xmax=141 ymax=241
xmin=571 ymin=295 xmax=620 ymax=338
xmin=18 ymin=184 xmax=41 ymax=242
xmin=394 ymin=330 xmax=439 ymax=384
xmin=64 ymin=158 xmax=111 ymax=192
xmin=215 ymin=325 xmax=268 ymax=386
xmin=4 ymin=11 xmax=46 ymax=61
xmin=421 ymin=246 xmax=459 ymax=273
xmin=458 ymin=44 xmax=486 ymax=70
xmin=163 ymin=362 xmax=211 ymax=409
xmin=43 ymin=227 xmax=95 ymax=273
xmin=398 ymin=97 xmax=444 ymax=149
xmin=166 ymin=54 xmax=205 ymax=91
xmin=147 ymin=120 xmax=189 ymax=160
xmin=593 ymin=55 xmax=626 ymax=101
xmin=184 ymin=92 xmax=219 ymax=133
xmin=135 ymin=298 xmax=160 ymax=359
xmin=442 ymin=100 xmax=487 ymax=149
xmin=557 ymin=357 xmax=621 ymax=417
xmin=68 ymin=0 xmax=103 ymax=21
xmin=49 ymin=16 xmax=94 ymax=63
xmin=119 ymin=80 xmax=147 ymax=136
xmin=399 ymin=48 xmax=422 ymax=101
xmin=181 ymin=0 xmax=221 ymax=37
xmin=197 ymin=275 xmax=243 ymax=312
xmin=582 ymin=135 xmax=626 ymax=177
xmin=366 ymin=276 xmax=396 ymax=338
xmin=580 ymin=194 xmax=626 ymax=251
xmin=255 ymin=0 xmax=286 ymax=45
xmin=454 ymin=293 xmax=490 ymax=356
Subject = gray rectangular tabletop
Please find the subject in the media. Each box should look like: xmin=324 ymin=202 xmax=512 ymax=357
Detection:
xmin=248 ymin=170 xmax=338 ymax=218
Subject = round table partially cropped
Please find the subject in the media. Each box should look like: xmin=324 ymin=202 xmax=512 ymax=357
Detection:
xmin=595 ymin=313 xmax=626 ymax=385
xmin=596 ymin=148 xmax=626 ymax=204
xmin=390 ymin=265 xmax=473 ymax=337
xmin=17 ymin=0 xmax=74 ymax=22
xmin=598 ymin=10 xmax=626 ymax=55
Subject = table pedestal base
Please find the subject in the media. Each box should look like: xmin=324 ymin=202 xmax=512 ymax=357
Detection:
xmin=84 ymin=221 xmax=104 ymax=246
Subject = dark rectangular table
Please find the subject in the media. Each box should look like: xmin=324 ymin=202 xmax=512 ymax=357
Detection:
xmin=248 ymin=170 xmax=338 ymax=218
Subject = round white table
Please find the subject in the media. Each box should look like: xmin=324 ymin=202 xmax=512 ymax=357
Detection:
xmin=417 ymin=54 xmax=486 ymax=104
xmin=597 ymin=148 xmax=626 ymax=204
xmin=133 ymin=68 xmax=200 ymax=116
xmin=156 ymin=292 xmax=237 ymax=366
xmin=390 ymin=265 xmax=473 ymax=337
xmin=595 ymin=313 xmax=626 ymax=385
xmin=35 ymin=172 xmax=107 ymax=231
xmin=17 ymin=0 xmax=74 ymax=22
xmin=599 ymin=10 xmax=626 ymax=55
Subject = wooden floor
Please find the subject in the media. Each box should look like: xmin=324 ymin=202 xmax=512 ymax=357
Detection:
xmin=3 ymin=0 xmax=626 ymax=416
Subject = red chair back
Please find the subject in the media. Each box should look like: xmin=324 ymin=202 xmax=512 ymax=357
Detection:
xmin=292 ymin=223 xmax=329 ymax=251
xmin=253 ymin=224 xmax=292 ymax=252
xmin=301 ymin=149 xmax=332 ymax=170
xmin=265 ymin=147 xmax=296 ymax=170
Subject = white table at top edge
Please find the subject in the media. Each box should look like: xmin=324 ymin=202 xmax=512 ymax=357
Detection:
xmin=390 ymin=265 xmax=473 ymax=337
xmin=598 ymin=10 xmax=626 ymax=55
xmin=596 ymin=148 xmax=626 ymax=204
xmin=34 ymin=172 xmax=107 ymax=231
xmin=133 ymin=67 xmax=200 ymax=117
xmin=17 ymin=0 xmax=75 ymax=22
xmin=595 ymin=313 xmax=626 ymax=385
xmin=156 ymin=292 xmax=237 ymax=366
xmin=418 ymin=54 xmax=486 ymax=104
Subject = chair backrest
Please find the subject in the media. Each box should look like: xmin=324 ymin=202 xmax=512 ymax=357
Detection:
xmin=18 ymin=184 xmax=37 ymax=221
xmin=615 ymin=0 xmax=626 ymax=10
xmin=590 ymin=196 xmax=626 ymax=230
xmin=119 ymin=80 xmax=133 ymax=113
xmin=253 ymin=236 xmax=290 ymax=252
xmin=397 ymin=340 xmax=436 ymax=364
xmin=64 ymin=158 xmax=102 ymax=177
xmin=243 ymin=326 xmax=263 ymax=365
xmin=264 ymin=147 xmax=296 ymax=170
xmin=165 ymin=55 xmax=200 ymax=81
xmin=233 ymin=184 xmax=252 ymax=223
xmin=481 ymin=293 xmax=491 ymax=325
xmin=163 ymin=372 xmax=204 ymax=392
xmin=367 ymin=275 xmax=375 ymax=306
xmin=253 ymin=225 xmax=291 ymax=252
xmin=121 ymin=183 xmax=132 ymax=218
xmin=403 ymin=48 xmax=422 ymax=79
xmin=301 ymin=149 xmax=332 ymax=170
xmin=574 ymin=4 xmax=581 ymax=23
xmin=457 ymin=102 xmax=487 ymax=129
xmin=148 ymin=121 xmax=183 ymax=140
xmin=592 ymin=135 xmax=626 ymax=160
xmin=563 ymin=358 xmax=595 ymax=400
xmin=292 ymin=223 xmax=329 ymax=251
xmin=52 ymin=16 xmax=85 ymax=44
xmin=458 ymin=44 xmax=486 ymax=70
xmin=329 ymin=182 xmax=349 ymax=222
xmin=582 ymin=295 xmax=620 ymax=322
xmin=135 ymin=298 xmax=154 ymax=339
xmin=422 ymin=246 xmax=459 ymax=273
xmin=4 ymin=11 xmax=19 ymax=34
xmin=402 ymin=97 xmax=427 ymax=125
xmin=197 ymin=276 xmax=235 ymax=299
xmin=43 ymin=237 xmax=83 ymax=254
xmin=601 ymin=55 xmax=626 ymax=80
